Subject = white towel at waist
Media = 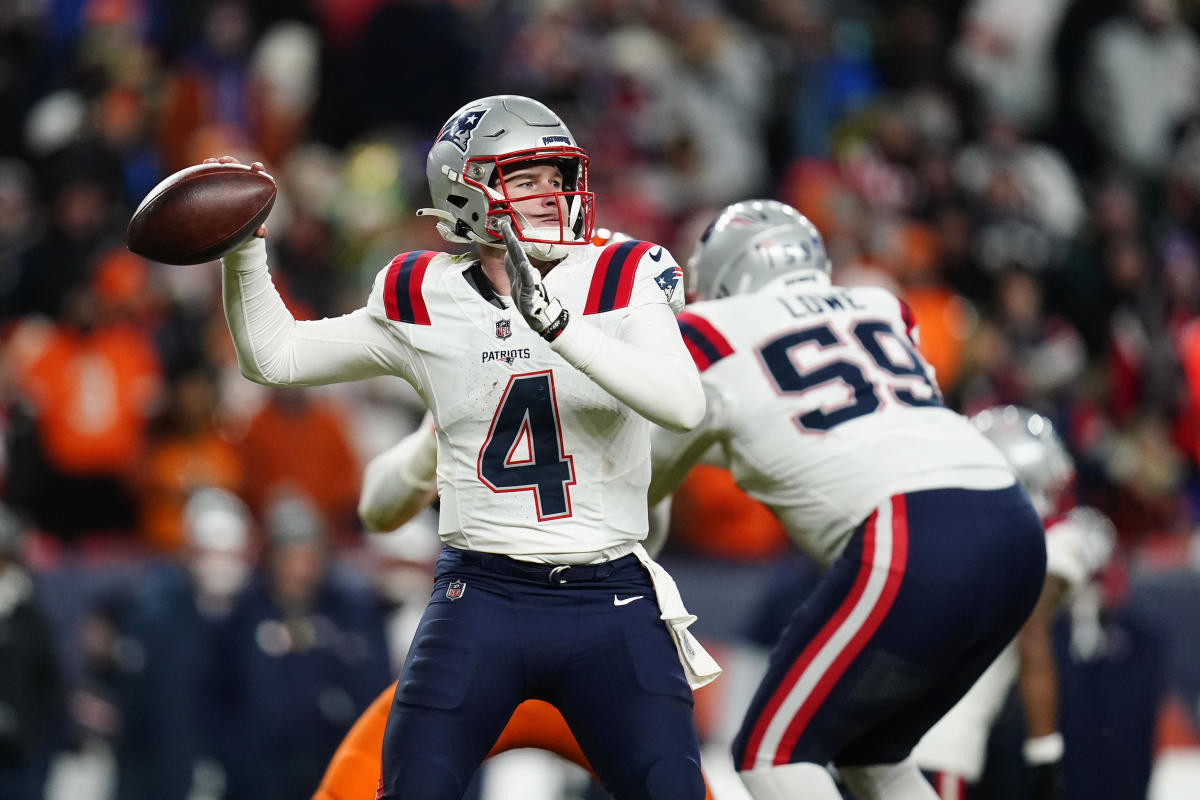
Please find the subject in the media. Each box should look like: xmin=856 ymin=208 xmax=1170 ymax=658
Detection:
xmin=632 ymin=543 xmax=722 ymax=690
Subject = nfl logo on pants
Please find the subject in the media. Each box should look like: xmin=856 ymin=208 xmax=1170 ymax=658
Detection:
xmin=446 ymin=579 xmax=466 ymax=600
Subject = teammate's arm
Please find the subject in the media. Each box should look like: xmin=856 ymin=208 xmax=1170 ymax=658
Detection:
xmin=647 ymin=383 xmax=728 ymax=508
xmin=222 ymin=238 xmax=410 ymax=385
xmin=502 ymin=225 xmax=704 ymax=432
xmin=358 ymin=412 xmax=438 ymax=532
xmin=550 ymin=302 xmax=705 ymax=432
xmin=1016 ymin=575 xmax=1068 ymax=738
xmin=1015 ymin=574 xmax=1069 ymax=798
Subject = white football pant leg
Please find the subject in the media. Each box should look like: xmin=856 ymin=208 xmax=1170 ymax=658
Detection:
xmin=738 ymin=762 xmax=843 ymax=800
xmin=839 ymin=757 xmax=941 ymax=800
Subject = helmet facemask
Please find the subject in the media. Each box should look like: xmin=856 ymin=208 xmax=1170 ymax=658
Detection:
xmin=480 ymin=152 xmax=594 ymax=261
xmin=420 ymin=95 xmax=595 ymax=261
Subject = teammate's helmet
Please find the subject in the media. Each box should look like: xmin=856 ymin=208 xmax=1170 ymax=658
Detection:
xmin=420 ymin=95 xmax=594 ymax=261
xmin=969 ymin=405 xmax=1075 ymax=518
xmin=687 ymin=200 xmax=830 ymax=301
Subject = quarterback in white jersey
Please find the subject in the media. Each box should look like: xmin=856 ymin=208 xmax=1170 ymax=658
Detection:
xmin=213 ymin=96 xmax=715 ymax=800
xmin=913 ymin=406 xmax=1116 ymax=800
xmin=649 ymin=200 xmax=1047 ymax=800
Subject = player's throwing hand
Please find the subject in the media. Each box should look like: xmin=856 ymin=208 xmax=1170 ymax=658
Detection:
xmin=500 ymin=219 xmax=570 ymax=341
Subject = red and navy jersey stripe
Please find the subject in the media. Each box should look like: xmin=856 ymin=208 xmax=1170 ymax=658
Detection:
xmin=383 ymin=251 xmax=435 ymax=324
xmin=677 ymin=311 xmax=734 ymax=371
xmin=584 ymin=240 xmax=655 ymax=314
xmin=898 ymin=298 xmax=918 ymax=344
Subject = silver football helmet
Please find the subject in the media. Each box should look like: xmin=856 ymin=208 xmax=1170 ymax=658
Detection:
xmin=970 ymin=405 xmax=1075 ymax=518
xmin=687 ymin=200 xmax=830 ymax=301
xmin=419 ymin=95 xmax=594 ymax=261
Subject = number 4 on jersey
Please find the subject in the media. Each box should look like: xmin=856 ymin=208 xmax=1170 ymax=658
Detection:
xmin=478 ymin=371 xmax=576 ymax=519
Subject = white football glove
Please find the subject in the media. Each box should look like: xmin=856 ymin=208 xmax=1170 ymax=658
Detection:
xmin=500 ymin=219 xmax=570 ymax=341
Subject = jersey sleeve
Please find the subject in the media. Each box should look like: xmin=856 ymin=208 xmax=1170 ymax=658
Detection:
xmin=550 ymin=299 xmax=705 ymax=432
xmin=365 ymin=250 xmax=438 ymax=326
xmin=897 ymin=296 xmax=920 ymax=346
xmin=358 ymin=412 xmax=438 ymax=532
xmin=676 ymin=309 xmax=736 ymax=373
xmin=582 ymin=240 xmax=686 ymax=315
xmin=648 ymin=308 xmax=737 ymax=506
xmin=1044 ymin=506 xmax=1116 ymax=597
xmin=222 ymin=238 xmax=414 ymax=385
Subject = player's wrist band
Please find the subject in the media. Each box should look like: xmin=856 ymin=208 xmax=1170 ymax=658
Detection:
xmin=541 ymin=309 xmax=570 ymax=342
xmin=1023 ymin=732 xmax=1064 ymax=764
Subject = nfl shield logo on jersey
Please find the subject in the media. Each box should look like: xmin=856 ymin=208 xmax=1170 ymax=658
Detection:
xmin=495 ymin=319 xmax=512 ymax=340
xmin=446 ymin=579 xmax=467 ymax=600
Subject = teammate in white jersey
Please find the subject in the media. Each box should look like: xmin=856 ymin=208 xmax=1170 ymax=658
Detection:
xmin=913 ymin=405 xmax=1115 ymax=800
xmin=210 ymin=95 xmax=719 ymax=800
xmin=647 ymin=200 xmax=1047 ymax=800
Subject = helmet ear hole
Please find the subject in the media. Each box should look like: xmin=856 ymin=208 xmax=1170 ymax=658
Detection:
xmin=447 ymin=195 xmax=468 ymax=209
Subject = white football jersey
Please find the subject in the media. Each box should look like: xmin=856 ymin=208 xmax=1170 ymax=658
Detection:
xmin=360 ymin=240 xmax=689 ymax=559
xmin=652 ymin=271 xmax=1015 ymax=565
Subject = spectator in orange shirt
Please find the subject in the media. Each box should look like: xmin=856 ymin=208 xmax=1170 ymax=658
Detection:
xmin=236 ymin=388 xmax=361 ymax=546
xmin=5 ymin=284 xmax=162 ymax=541
xmin=135 ymin=367 xmax=245 ymax=552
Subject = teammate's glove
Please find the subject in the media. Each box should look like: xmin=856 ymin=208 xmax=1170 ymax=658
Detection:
xmin=500 ymin=220 xmax=570 ymax=341
xmin=1024 ymin=733 xmax=1065 ymax=800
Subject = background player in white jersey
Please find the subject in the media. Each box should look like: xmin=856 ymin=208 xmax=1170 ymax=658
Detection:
xmin=647 ymin=200 xmax=1047 ymax=800
xmin=208 ymin=94 xmax=720 ymax=800
xmin=913 ymin=405 xmax=1116 ymax=800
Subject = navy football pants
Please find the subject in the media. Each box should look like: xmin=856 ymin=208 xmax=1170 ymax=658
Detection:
xmin=379 ymin=547 xmax=705 ymax=800
xmin=733 ymin=484 xmax=1046 ymax=771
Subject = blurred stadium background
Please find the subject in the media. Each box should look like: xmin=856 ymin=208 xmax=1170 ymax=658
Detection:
xmin=2 ymin=0 xmax=1200 ymax=798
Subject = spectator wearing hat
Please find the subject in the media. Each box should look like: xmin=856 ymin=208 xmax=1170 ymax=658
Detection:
xmin=110 ymin=487 xmax=255 ymax=800
xmin=214 ymin=490 xmax=390 ymax=800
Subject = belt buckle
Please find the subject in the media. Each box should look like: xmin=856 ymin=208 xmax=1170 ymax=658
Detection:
xmin=548 ymin=565 xmax=570 ymax=584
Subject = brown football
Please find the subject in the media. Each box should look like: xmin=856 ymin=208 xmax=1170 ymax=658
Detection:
xmin=126 ymin=162 xmax=277 ymax=265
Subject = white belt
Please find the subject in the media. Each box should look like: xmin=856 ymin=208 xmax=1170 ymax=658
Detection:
xmin=632 ymin=543 xmax=722 ymax=690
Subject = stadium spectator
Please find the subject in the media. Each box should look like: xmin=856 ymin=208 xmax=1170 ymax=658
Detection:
xmin=0 ymin=502 xmax=64 ymax=800
xmin=111 ymin=488 xmax=254 ymax=800
xmin=135 ymin=367 xmax=245 ymax=552
xmin=4 ymin=280 xmax=162 ymax=542
xmin=235 ymin=387 xmax=361 ymax=546
xmin=1078 ymin=0 xmax=1200 ymax=181
xmin=214 ymin=490 xmax=390 ymax=800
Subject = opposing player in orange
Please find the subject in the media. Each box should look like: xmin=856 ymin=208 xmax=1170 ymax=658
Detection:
xmin=316 ymin=689 xmax=604 ymax=800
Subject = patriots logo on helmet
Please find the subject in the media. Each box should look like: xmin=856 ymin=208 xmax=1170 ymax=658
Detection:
xmin=655 ymin=264 xmax=683 ymax=299
xmin=438 ymin=109 xmax=488 ymax=153
xmin=496 ymin=319 xmax=512 ymax=340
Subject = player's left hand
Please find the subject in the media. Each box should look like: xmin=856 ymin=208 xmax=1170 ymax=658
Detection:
xmin=500 ymin=220 xmax=570 ymax=341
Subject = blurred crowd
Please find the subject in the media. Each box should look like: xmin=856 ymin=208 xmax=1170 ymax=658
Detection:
xmin=2 ymin=0 xmax=1200 ymax=798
